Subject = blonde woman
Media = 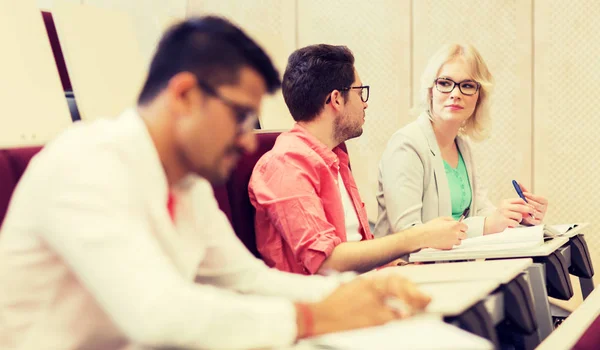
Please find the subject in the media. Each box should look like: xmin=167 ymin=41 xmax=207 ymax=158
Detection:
xmin=374 ymin=43 xmax=548 ymax=238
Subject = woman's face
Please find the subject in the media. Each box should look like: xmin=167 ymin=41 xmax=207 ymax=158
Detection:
xmin=430 ymin=57 xmax=480 ymax=124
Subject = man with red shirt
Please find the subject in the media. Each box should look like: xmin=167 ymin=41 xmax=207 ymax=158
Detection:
xmin=250 ymin=44 xmax=467 ymax=275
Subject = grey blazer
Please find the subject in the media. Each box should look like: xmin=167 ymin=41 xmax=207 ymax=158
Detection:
xmin=374 ymin=112 xmax=495 ymax=238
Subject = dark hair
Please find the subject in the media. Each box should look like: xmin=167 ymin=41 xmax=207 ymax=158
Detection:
xmin=282 ymin=44 xmax=355 ymax=122
xmin=138 ymin=16 xmax=281 ymax=105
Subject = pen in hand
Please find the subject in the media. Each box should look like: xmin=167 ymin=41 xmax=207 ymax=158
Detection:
xmin=458 ymin=207 xmax=470 ymax=222
xmin=512 ymin=180 xmax=535 ymax=219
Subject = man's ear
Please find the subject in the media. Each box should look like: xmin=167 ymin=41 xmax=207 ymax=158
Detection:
xmin=329 ymin=90 xmax=345 ymax=112
xmin=166 ymin=72 xmax=199 ymax=115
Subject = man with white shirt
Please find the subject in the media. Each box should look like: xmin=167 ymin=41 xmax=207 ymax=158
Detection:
xmin=249 ymin=44 xmax=468 ymax=275
xmin=0 ymin=17 xmax=431 ymax=350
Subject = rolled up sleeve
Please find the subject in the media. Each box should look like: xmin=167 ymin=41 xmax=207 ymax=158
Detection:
xmin=251 ymin=153 xmax=343 ymax=274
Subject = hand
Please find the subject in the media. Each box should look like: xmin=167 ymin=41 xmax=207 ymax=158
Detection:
xmin=378 ymin=257 xmax=410 ymax=269
xmin=298 ymin=275 xmax=430 ymax=338
xmin=484 ymin=198 xmax=533 ymax=234
xmin=420 ymin=217 xmax=468 ymax=250
xmin=518 ymin=182 xmax=549 ymax=226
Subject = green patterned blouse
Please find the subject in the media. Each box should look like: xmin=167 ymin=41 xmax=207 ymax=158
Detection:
xmin=444 ymin=151 xmax=472 ymax=221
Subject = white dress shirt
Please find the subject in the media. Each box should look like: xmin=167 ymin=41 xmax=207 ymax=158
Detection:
xmin=0 ymin=109 xmax=339 ymax=350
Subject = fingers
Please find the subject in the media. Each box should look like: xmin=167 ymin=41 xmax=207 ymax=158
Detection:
xmin=504 ymin=203 xmax=533 ymax=215
xmin=522 ymin=217 xmax=542 ymax=226
xmin=506 ymin=197 xmax=528 ymax=205
xmin=506 ymin=218 xmax=521 ymax=228
xmin=502 ymin=207 xmax=525 ymax=221
xmin=517 ymin=181 xmax=530 ymax=193
xmin=523 ymin=192 xmax=548 ymax=205
xmin=384 ymin=276 xmax=431 ymax=313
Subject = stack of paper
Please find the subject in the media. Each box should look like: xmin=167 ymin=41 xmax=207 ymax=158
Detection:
xmin=410 ymin=225 xmax=544 ymax=260
xmin=302 ymin=315 xmax=493 ymax=350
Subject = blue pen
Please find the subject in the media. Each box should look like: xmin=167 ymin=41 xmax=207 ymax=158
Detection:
xmin=512 ymin=180 xmax=535 ymax=218
xmin=512 ymin=180 xmax=528 ymax=203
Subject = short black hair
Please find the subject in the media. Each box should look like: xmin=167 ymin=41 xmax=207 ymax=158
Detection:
xmin=138 ymin=16 xmax=281 ymax=105
xmin=282 ymin=44 xmax=355 ymax=122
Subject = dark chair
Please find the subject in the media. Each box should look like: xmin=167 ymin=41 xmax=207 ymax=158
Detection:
xmin=0 ymin=147 xmax=43 ymax=227
xmin=213 ymin=131 xmax=281 ymax=258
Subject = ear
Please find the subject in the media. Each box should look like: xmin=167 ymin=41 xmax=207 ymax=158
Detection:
xmin=329 ymin=89 xmax=345 ymax=113
xmin=165 ymin=72 xmax=199 ymax=116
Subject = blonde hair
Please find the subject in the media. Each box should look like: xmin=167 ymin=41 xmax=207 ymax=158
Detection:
xmin=418 ymin=43 xmax=494 ymax=141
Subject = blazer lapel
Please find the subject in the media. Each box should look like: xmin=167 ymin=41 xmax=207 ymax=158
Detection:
xmin=417 ymin=113 xmax=452 ymax=216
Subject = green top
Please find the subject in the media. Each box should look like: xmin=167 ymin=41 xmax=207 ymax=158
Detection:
xmin=444 ymin=150 xmax=472 ymax=221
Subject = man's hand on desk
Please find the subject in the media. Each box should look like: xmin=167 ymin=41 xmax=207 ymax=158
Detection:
xmin=295 ymin=275 xmax=430 ymax=339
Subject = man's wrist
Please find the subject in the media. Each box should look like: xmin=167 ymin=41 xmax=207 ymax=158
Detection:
xmin=295 ymin=302 xmax=314 ymax=339
xmin=401 ymin=225 xmax=427 ymax=251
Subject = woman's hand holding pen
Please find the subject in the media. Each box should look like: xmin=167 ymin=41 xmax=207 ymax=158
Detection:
xmin=517 ymin=182 xmax=549 ymax=225
xmin=484 ymin=198 xmax=533 ymax=234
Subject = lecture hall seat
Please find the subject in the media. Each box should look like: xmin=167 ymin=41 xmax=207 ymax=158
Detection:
xmin=0 ymin=147 xmax=43 ymax=227
xmin=212 ymin=131 xmax=281 ymax=259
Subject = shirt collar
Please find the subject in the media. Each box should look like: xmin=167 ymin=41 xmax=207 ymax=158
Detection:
xmin=120 ymin=108 xmax=170 ymax=200
xmin=290 ymin=123 xmax=344 ymax=168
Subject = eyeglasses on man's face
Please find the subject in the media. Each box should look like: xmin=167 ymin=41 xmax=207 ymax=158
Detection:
xmin=434 ymin=78 xmax=480 ymax=96
xmin=342 ymin=85 xmax=370 ymax=103
xmin=197 ymin=80 xmax=259 ymax=134
xmin=326 ymin=85 xmax=370 ymax=104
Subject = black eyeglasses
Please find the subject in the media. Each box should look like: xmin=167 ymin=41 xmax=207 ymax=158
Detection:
xmin=434 ymin=78 xmax=480 ymax=96
xmin=196 ymin=80 xmax=258 ymax=133
xmin=326 ymin=85 xmax=370 ymax=104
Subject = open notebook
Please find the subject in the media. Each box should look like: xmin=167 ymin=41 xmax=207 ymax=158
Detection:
xmin=302 ymin=315 xmax=492 ymax=350
xmin=410 ymin=225 xmax=545 ymax=260
xmin=543 ymin=223 xmax=581 ymax=238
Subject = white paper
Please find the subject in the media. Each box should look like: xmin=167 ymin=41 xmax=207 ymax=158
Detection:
xmin=303 ymin=316 xmax=493 ymax=350
xmin=550 ymin=224 xmax=577 ymax=235
xmin=411 ymin=225 xmax=543 ymax=259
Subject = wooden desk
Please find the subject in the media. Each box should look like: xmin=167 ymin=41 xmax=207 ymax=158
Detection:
xmin=407 ymin=243 xmax=564 ymax=342
xmin=293 ymin=315 xmax=493 ymax=350
xmin=409 ymin=237 xmax=569 ymax=263
xmin=418 ymin=280 xmax=500 ymax=317
xmin=374 ymin=259 xmax=532 ymax=284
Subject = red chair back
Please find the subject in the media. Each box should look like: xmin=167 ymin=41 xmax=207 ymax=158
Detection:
xmin=0 ymin=147 xmax=43 ymax=227
xmin=213 ymin=131 xmax=281 ymax=258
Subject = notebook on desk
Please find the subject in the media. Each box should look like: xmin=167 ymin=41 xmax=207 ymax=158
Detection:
xmin=543 ymin=223 xmax=581 ymax=238
xmin=410 ymin=225 xmax=545 ymax=260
